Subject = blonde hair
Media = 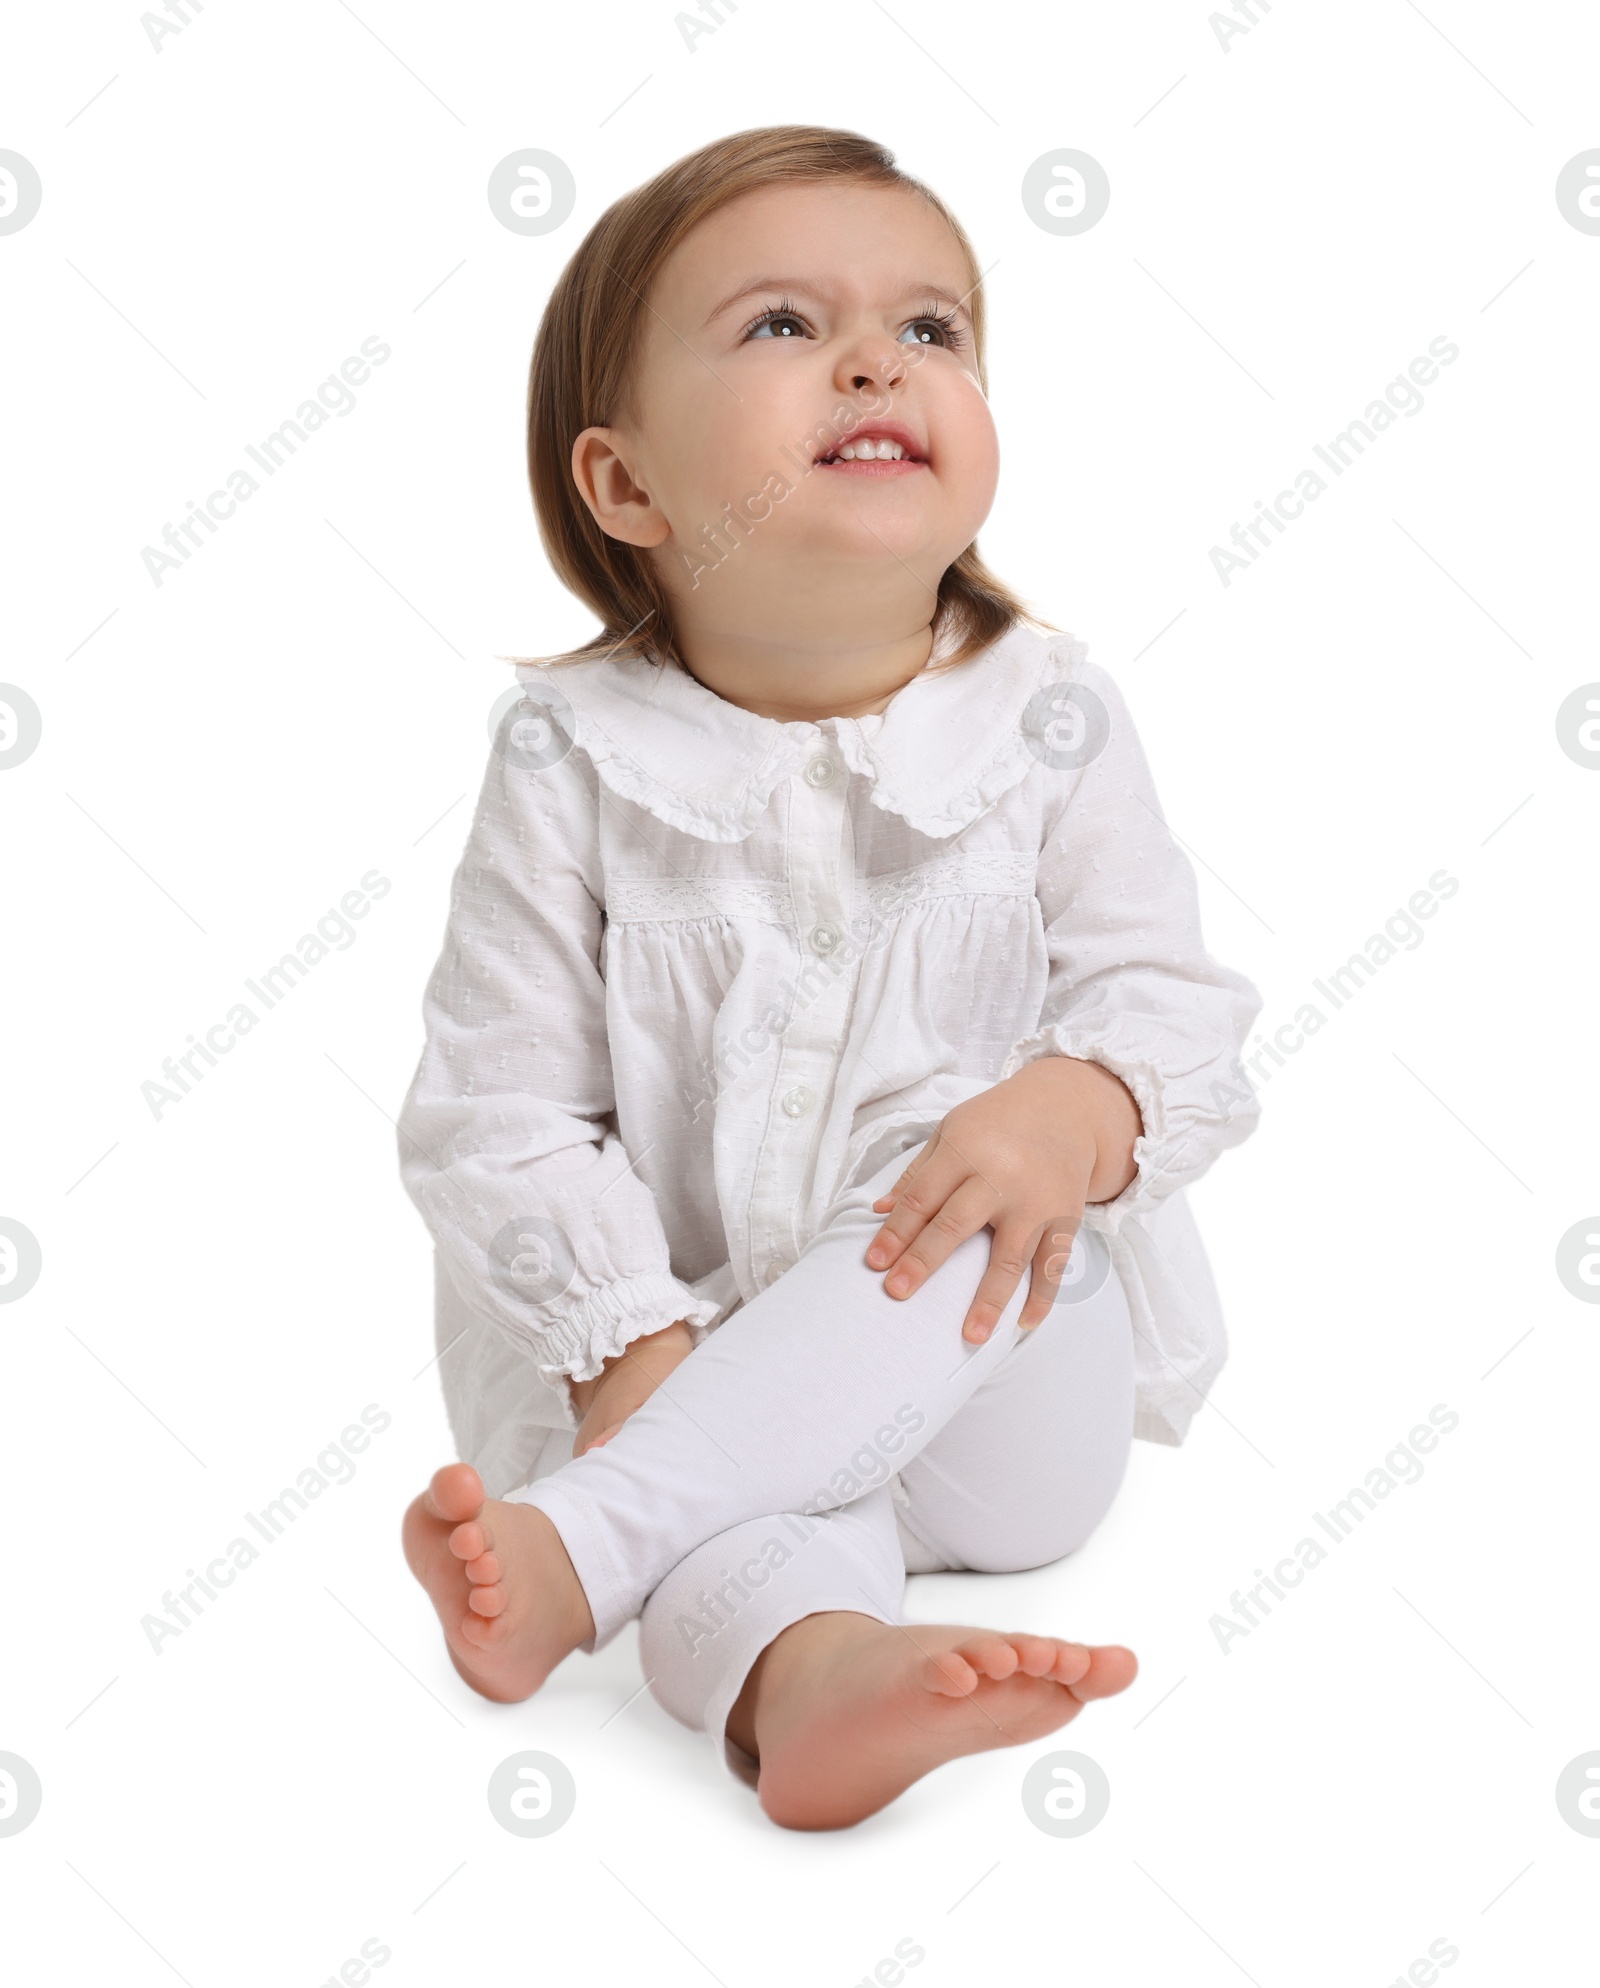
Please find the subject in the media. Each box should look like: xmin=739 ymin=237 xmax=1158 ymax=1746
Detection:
xmin=521 ymin=124 xmax=1054 ymax=676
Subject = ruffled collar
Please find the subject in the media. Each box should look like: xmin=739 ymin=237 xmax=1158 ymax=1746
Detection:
xmin=514 ymin=621 xmax=1089 ymax=844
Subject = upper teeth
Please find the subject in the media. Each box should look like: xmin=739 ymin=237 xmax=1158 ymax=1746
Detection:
xmin=833 ymin=438 xmax=906 ymax=460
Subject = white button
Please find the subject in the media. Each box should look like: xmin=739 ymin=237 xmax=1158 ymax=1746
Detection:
xmin=803 ymin=755 xmax=837 ymax=788
xmin=809 ymin=923 xmax=841 ymax=955
xmin=781 ymin=1085 xmax=815 ymax=1118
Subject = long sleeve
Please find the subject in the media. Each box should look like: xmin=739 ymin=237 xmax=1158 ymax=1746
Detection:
xmin=395 ymin=706 xmax=722 ymax=1391
xmin=999 ymin=660 xmax=1263 ymax=1231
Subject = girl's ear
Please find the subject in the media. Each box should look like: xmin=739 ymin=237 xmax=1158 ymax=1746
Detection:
xmin=570 ymin=427 xmax=672 ymax=548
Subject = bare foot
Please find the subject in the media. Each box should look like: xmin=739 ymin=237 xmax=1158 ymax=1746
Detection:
xmin=401 ymin=1463 xmax=595 ymax=1704
xmin=729 ymin=1613 xmax=1136 ymax=1830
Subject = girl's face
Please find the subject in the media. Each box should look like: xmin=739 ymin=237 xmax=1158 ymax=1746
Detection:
xmin=572 ymin=179 xmax=1000 ymax=652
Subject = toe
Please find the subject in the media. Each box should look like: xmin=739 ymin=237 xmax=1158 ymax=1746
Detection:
xmin=459 ymin=1609 xmax=509 ymax=1645
xmin=957 ymin=1634 xmax=1020 ymax=1683
xmin=464 ymin=1552 xmax=502 ymax=1585
xmin=1042 ymin=1641 xmax=1092 ymax=1687
xmin=467 ymin=1582 xmax=507 ymax=1618
xmin=425 ymin=1462 xmax=486 ymax=1525
xmin=1067 ymin=1645 xmax=1138 ymax=1702
xmin=1007 ymin=1634 xmax=1062 ymax=1678
xmin=923 ymin=1649 xmax=980 ymax=1697
xmin=448 ymin=1519 xmax=490 ymax=1562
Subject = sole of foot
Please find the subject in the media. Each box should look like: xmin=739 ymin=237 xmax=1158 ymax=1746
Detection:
xmin=746 ymin=1614 xmax=1137 ymax=1831
xmin=401 ymin=1462 xmax=593 ymax=1704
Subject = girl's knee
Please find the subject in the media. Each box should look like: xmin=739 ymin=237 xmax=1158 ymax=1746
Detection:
xmin=639 ymin=1592 xmax=718 ymax=1732
xmin=901 ymin=1438 xmax=1131 ymax=1574
xmin=936 ymin=1512 xmax=1103 ymax=1575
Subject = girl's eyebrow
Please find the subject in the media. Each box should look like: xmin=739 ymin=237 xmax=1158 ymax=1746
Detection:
xmin=704 ymin=278 xmax=972 ymax=327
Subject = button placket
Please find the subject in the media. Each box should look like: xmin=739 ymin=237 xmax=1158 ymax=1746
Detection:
xmin=747 ymin=734 xmax=857 ymax=1282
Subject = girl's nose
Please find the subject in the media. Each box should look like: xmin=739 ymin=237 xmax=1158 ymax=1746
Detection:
xmin=839 ymin=342 xmax=907 ymax=398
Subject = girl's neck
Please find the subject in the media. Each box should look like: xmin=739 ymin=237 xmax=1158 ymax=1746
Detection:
xmin=672 ymin=623 xmax=935 ymax=725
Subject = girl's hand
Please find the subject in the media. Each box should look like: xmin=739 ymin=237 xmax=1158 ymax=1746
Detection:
xmin=866 ymin=1057 xmax=1142 ymax=1344
xmin=568 ymin=1319 xmax=694 ymax=1456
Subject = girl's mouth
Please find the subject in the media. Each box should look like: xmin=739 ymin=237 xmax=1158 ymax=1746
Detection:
xmin=813 ymin=424 xmax=928 ymax=476
xmin=816 ymin=455 xmax=927 ymax=477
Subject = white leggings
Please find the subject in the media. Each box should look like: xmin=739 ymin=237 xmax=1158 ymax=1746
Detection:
xmin=506 ymin=1149 xmax=1136 ymax=1785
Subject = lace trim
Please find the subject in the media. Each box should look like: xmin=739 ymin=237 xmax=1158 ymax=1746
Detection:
xmin=606 ymin=875 xmax=793 ymax=924
xmin=516 ymin=664 xmax=809 ymax=846
xmin=518 ymin=631 xmax=1096 ymax=845
xmin=863 ymin=848 xmax=1036 ymax=921
xmin=604 ymin=849 xmax=1038 ymax=927
xmin=833 ymin=633 xmax=1094 ymax=840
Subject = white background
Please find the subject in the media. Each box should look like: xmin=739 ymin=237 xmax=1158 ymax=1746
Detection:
xmin=3 ymin=1 xmax=1597 ymax=1981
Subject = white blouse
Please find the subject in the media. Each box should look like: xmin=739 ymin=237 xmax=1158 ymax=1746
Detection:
xmin=396 ymin=622 xmax=1263 ymax=1496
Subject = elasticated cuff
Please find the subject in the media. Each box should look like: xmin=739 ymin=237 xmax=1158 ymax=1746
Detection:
xmin=527 ymin=1274 xmax=725 ymax=1392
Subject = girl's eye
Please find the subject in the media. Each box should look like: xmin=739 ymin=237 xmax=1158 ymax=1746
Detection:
xmin=742 ymin=303 xmax=810 ymax=341
xmin=901 ymin=308 xmax=966 ymax=351
xmin=738 ymin=298 xmax=968 ymax=349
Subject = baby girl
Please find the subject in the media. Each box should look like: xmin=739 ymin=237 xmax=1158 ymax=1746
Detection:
xmin=398 ymin=123 xmax=1261 ymax=1831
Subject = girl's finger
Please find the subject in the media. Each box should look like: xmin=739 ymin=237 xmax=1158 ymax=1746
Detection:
xmin=1017 ymin=1219 xmax=1081 ymax=1331
xmin=865 ymin=1144 xmax=970 ymax=1270
xmin=962 ymin=1220 xmax=1048 ymax=1343
xmin=877 ymin=1174 xmax=999 ymax=1301
xmin=870 ymin=1136 xmax=937 ymax=1215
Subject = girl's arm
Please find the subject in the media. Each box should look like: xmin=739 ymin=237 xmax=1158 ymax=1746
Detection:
xmin=396 ymin=691 xmax=720 ymax=1415
xmin=565 ymin=1317 xmax=695 ymax=1455
xmin=867 ymin=657 xmax=1263 ymax=1341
